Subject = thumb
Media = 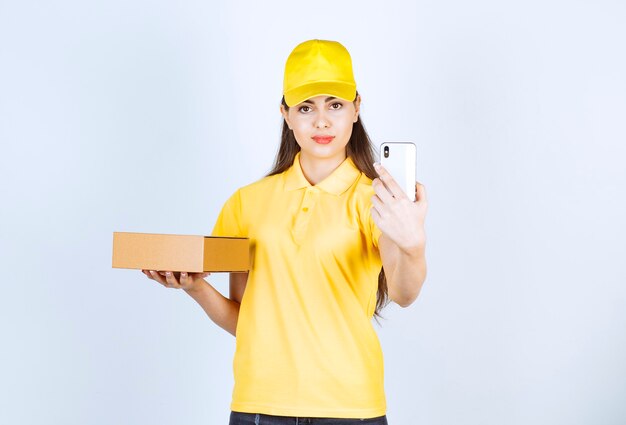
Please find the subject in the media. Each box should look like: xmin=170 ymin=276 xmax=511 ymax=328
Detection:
xmin=415 ymin=181 xmax=427 ymax=203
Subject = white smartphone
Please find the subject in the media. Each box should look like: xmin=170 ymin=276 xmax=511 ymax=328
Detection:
xmin=379 ymin=141 xmax=417 ymax=202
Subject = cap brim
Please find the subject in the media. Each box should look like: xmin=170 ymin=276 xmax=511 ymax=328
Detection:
xmin=284 ymin=81 xmax=357 ymax=107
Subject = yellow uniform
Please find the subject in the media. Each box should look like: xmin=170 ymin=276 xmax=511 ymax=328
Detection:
xmin=211 ymin=151 xmax=385 ymax=418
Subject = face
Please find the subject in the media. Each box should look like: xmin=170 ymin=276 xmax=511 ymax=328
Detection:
xmin=280 ymin=94 xmax=361 ymax=162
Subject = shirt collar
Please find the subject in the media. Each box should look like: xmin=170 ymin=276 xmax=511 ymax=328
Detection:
xmin=283 ymin=151 xmax=361 ymax=196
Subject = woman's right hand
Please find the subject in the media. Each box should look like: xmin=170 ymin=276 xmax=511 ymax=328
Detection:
xmin=141 ymin=269 xmax=210 ymax=292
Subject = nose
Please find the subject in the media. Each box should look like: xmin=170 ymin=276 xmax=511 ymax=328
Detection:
xmin=314 ymin=110 xmax=330 ymax=128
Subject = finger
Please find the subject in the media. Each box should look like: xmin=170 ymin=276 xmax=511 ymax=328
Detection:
xmin=370 ymin=205 xmax=381 ymax=223
xmin=371 ymin=193 xmax=384 ymax=215
xmin=192 ymin=272 xmax=211 ymax=281
xmin=148 ymin=270 xmax=165 ymax=285
xmin=372 ymin=178 xmax=395 ymax=204
xmin=374 ymin=163 xmax=407 ymax=200
xmin=164 ymin=271 xmax=181 ymax=288
xmin=149 ymin=270 xmax=168 ymax=286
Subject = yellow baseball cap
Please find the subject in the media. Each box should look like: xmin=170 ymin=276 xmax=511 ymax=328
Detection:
xmin=283 ymin=39 xmax=357 ymax=107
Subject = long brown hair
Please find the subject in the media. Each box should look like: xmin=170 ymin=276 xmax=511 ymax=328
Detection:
xmin=265 ymin=91 xmax=391 ymax=326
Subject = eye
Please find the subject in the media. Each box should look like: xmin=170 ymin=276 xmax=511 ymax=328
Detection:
xmin=330 ymin=102 xmax=343 ymax=109
xmin=298 ymin=105 xmax=311 ymax=113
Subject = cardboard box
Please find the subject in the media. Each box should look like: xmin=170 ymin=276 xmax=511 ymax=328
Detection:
xmin=112 ymin=232 xmax=250 ymax=273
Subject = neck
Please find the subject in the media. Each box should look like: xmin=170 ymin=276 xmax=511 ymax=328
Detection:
xmin=298 ymin=151 xmax=347 ymax=185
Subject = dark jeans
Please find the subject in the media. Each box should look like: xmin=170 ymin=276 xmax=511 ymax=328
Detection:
xmin=229 ymin=411 xmax=388 ymax=425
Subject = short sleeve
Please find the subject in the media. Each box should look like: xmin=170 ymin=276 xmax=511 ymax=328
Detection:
xmin=364 ymin=184 xmax=382 ymax=250
xmin=368 ymin=208 xmax=382 ymax=250
xmin=211 ymin=188 xmax=245 ymax=237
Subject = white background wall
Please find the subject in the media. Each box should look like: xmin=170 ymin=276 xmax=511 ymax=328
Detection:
xmin=1 ymin=1 xmax=625 ymax=424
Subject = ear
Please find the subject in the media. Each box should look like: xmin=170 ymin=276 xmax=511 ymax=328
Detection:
xmin=353 ymin=94 xmax=361 ymax=123
xmin=279 ymin=104 xmax=292 ymax=129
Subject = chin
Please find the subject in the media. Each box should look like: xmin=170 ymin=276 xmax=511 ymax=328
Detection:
xmin=306 ymin=146 xmax=347 ymax=159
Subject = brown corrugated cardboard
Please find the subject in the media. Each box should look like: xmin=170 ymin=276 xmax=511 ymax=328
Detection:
xmin=112 ymin=232 xmax=250 ymax=273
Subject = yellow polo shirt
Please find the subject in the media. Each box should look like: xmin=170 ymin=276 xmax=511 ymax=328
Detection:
xmin=211 ymin=150 xmax=385 ymax=418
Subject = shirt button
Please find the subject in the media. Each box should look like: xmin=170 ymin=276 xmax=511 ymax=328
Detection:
xmin=302 ymin=207 xmax=309 ymax=212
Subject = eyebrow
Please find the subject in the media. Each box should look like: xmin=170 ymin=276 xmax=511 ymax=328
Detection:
xmin=302 ymin=96 xmax=338 ymax=105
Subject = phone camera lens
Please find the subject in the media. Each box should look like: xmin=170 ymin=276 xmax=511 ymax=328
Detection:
xmin=383 ymin=146 xmax=389 ymax=158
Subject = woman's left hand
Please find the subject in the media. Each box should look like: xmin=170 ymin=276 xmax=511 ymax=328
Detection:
xmin=371 ymin=162 xmax=428 ymax=255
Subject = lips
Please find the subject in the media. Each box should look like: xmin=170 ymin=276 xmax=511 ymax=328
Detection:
xmin=312 ymin=136 xmax=334 ymax=144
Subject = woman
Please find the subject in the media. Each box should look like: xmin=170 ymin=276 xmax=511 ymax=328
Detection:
xmin=143 ymin=39 xmax=428 ymax=425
